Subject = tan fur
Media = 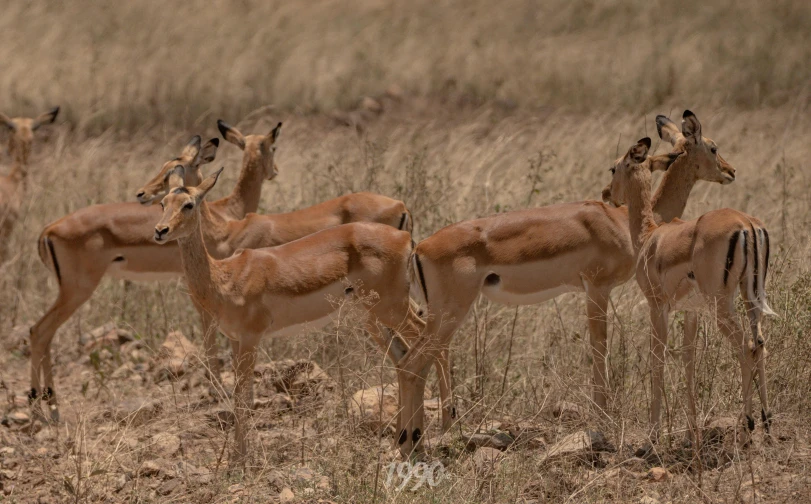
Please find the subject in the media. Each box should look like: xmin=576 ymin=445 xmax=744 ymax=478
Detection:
xmin=154 ymin=171 xmax=422 ymax=464
xmin=0 ymin=107 xmax=59 ymax=261
xmin=398 ymin=111 xmax=737 ymax=454
xmin=605 ymin=136 xmax=773 ymax=441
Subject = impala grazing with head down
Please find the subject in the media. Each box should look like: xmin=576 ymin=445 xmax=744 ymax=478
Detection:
xmin=153 ymin=169 xmax=422 ymax=464
xmin=0 ymin=107 xmax=59 ymax=261
xmin=394 ymin=110 xmax=738 ymax=456
xmin=603 ymin=133 xmax=773 ymax=444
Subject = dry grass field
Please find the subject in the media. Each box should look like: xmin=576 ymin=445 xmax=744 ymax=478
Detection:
xmin=1 ymin=1 xmax=811 ymax=502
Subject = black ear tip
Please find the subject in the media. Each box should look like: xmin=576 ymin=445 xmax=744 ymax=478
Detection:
xmin=217 ymin=120 xmax=229 ymax=137
xmin=210 ymin=138 xmax=220 ymax=147
xmin=277 ymin=122 xmax=282 ymax=128
xmin=683 ymin=109 xmax=695 ymax=119
xmin=51 ymin=106 xmax=60 ymax=119
xmin=639 ymin=137 xmax=652 ymax=148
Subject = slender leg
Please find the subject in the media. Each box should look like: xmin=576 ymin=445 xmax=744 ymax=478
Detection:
xmin=682 ymin=311 xmax=699 ymax=443
xmin=30 ymin=280 xmax=100 ymax=421
xmin=231 ymin=335 xmax=258 ymax=466
xmin=195 ymin=302 xmax=223 ymax=386
xmin=716 ymin=311 xmax=756 ymax=435
xmin=746 ymin=308 xmax=771 ymax=434
xmin=586 ymin=285 xmax=610 ymax=411
xmin=648 ymin=304 xmax=669 ymax=441
xmin=435 ymin=346 xmax=455 ymax=432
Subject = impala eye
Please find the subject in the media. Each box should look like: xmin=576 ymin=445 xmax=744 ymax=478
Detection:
xmin=711 ymin=147 xmax=717 ymax=154
xmin=609 ymin=167 xmax=616 ymax=174
xmin=183 ymin=202 xmax=194 ymax=210
xmin=159 ymin=202 xmax=164 ymax=210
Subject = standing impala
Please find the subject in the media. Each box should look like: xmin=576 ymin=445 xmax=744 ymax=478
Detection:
xmin=396 ymin=111 xmax=737 ymax=455
xmin=0 ymin=107 xmax=59 ymax=261
xmin=153 ymin=169 xmax=422 ymax=464
xmin=603 ymin=135 xmax=773 ymax=442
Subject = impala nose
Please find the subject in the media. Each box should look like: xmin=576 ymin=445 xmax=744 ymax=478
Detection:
xmin=154 ymin=226 xmax=169 ymax=242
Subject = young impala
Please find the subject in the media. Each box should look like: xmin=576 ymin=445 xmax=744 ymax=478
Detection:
xmin=0 ymin=107 xmax=59 ymax=261
xmin=603 ymin=134 xmax=773 ymax=443
xmin=153 ymin=169 xmax=422 ymax=464
xmin=396 ymin=111 xmax=737 ymax=452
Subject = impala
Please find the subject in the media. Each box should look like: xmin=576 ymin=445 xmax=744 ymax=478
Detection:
xmin=0 ymin=107 xmax=59 ymax=261
xmin=603 ymin=134 xmax=773 ymax=442
xmin=397 ymin=111 xmax=737 ymax=455
xmin=154 ymin=169 xmax=422 ymax=463
xmin=30 ymin=134 xmax=222 ymax=420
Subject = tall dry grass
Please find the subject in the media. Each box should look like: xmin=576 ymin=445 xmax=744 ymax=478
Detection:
xmin=1 ymin=0 xmax=810 ymax=133
xmin=0 ymin=1 xmax=810 ymax=503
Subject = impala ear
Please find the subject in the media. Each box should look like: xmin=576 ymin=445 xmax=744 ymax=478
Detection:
xmin=197 ymin=138 xmax=219 ymax=165
xmin=196 ymin=167 xmax=224 ymax=200
xmin=217 ymin=119 xmax=246 ymax=150
xmin=32 ymin=106 xmax=59 ymax=131
xmin=181 ymin=135 xmax=202 ymax=160
xmin=649 ymin=151 xmax=684 ymax=172
xmin=0 ymin=112 xmax=15 ymax=131
xmin=681 ymin=110 xmax=702 ymax=143
xmin=628 ymin=137 xmax=651 ymax=163
xmin=655 ymin=114 xmax=682 ymax=146
xmin=167 ymin=165 xmax=186 ymax=189
xmin=269 ymin=122 xmax=282 ymax=143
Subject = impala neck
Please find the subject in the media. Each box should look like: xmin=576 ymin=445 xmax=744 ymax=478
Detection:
xmin=650 ymin=152 xmax=696 ymax=223
xmin=219 ymin=148 xmax=265 ymax=218
xmin=177 ymin=214 xmax=219 ymax=305
xmin=627 ymin=170 xmax=659 ymax=254
xmin=5 ymin=162 xmax=27 ymax=190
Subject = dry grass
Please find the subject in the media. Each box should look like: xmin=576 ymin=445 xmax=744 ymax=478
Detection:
xmin=1 ymin=1 xmax=811 ymax=503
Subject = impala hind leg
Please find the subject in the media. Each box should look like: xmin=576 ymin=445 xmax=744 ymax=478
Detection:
xmin=716 ymin=311 xmax=756 ymax=437
xmin=648 ymin=304 xmax=670 ymax=443
xmin=745 ymin=307 xmax=771 ymax=435
xmin=435 ymin=346 xmax=455 ymax=432
xmin=30 ymin=279 xmax=100 ymax=422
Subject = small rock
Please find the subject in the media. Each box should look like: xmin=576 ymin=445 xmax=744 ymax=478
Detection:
xmin=645 ymin=467 xmax=669 ymax=482
xmin=292 ymin=466 xmax=329 ymax=490
xmin=360 ymin=97 xmax=383 ymax=114
xmin=155 ymin=331 xmax=198 ymax=381
xmin=138 ymin=460 xmax=163 ymax=478
xmin=151 ymin=433 xmax=181 ymax=458
xmin=266 ymin=469 xmax=285 ymax=491
xmin=278 ymin=487 xmax=295 ymax=503
xmin=542 ymin=431 xmax=614 ymax=462
xmin=79 ymin=322 xmax=116 ymax=346
xmin=229 ymin=483 xmax=244 ymax=495
xmin=638 ymin=496 xmax=661 ymax=504
xmin=349 ymin=382 xmax=431 ymax=433
xmin=465 ymin=431 xmax=514 ymax=451
xmin=114 ymin=474 xmax=128 ymax=492
xmin=157 ymin=479 xmax=181 ymax=496
xmin=111 ymin=363 xmax=134 ymax=380
xmin=7 ymin=411 xmax=30 ymax=425
xmin=254 ymin=394 xmax=292 ymax=411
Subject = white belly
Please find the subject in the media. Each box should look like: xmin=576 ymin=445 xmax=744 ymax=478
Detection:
xmin=481 ymin=282 xmax=580 ymax=306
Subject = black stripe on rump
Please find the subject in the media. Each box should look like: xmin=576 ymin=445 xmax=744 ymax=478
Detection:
xmin=414 ymin=253 xmax=429 ymax=304
xmin=723 ymin=231 xmax=740 ymax=286
xmin=751 ymin=224 xmax=759 ymax=299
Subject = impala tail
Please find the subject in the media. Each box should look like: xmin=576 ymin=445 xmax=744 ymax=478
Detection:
xmin=37 ymin=229 xmax=61 ymax=285
xmin=734 ymin=224 xmax=776 ymax=318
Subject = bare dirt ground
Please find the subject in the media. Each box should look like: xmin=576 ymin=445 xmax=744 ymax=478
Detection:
xmin=1 ymin=1 xmax=811 ymax=502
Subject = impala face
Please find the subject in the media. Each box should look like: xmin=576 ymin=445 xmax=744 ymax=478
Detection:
xmin=602 ymin=138 xmax=683 ymax=207
xmin=0 ymin=107 xmax=60 ymax=165
xmin=217 ymin=120 xmax=282 ymax=181
xmin=154 ymin=168 xmax=222 ymax=243
xmin=657 ymin=109 xmax=736 ymax=185
xmin=135 ymin=136 xmax=219 ymax=205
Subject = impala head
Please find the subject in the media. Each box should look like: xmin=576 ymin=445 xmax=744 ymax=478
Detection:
xmin=0 ymin=107 xmax=59 ymax=166
xmin=135 ymin=136 xmax=219 ymax=205
xmin=154 ymin=167 xmax=223 ymax=243
xmin=655 ymin=110 xmax=735 ymax=185
xmin=217 ymin=119 xmax=282 ymax=181
xmin=602 ymin=138 xmax=683 ymax=207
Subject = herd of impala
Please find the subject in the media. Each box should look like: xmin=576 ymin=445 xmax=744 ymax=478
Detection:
xmin=1 ymin=107 xmax=774 ymax=465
